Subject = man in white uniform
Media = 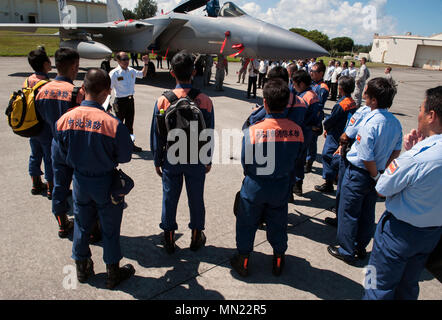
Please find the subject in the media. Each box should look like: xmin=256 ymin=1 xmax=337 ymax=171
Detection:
xmin=110 ymin=51 xmax=149 ymax=152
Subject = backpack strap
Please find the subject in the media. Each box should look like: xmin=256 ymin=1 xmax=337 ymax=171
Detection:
xmin=187 ymin=88 xmax=201 ymax=101
xmin=71 ymin=87 xmax=80 ymax=107
xmin=162 ymin=90 xmax=179 ymax=104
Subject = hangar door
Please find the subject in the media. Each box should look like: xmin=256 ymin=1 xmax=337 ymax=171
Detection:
xmin=414 ymin=45 xmax=442 ymax=70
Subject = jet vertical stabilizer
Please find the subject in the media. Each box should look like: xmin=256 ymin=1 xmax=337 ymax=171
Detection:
xmin=107 ymin=0 xmax=125 ymax=22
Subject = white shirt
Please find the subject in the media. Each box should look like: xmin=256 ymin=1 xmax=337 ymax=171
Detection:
xmin=259 ymin=60 xmax=269 ymax=74
xmin=248 ymin=59 xmax=260 ymax=77
xmin=324 ymin=66 xmax=335 ymax=81
xmin=109 ymin=65 xmax=144 ymax=98
xmin=331 ymin=66 xmax=342 ymax=83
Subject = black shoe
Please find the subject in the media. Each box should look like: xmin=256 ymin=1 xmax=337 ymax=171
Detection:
xmin=75 ymin=258 xmax=94 ymax=283
xmin=324 ymin=217 xmax=338 ymax=227
xmin=288 ymin=193 xmax=295 ymax=203
xmin=190 ymin=230 xmax=206 ymax=251
xmin=105 ymin=263 xmax=135 ymax=289
xmin=230 ymin=254 xmax=249 ymax=277
xmin=355 ymin=248 xmax=367 ymax=260
xmin=31 ymin=176 xmax=46 ymax=195
xmin=164 ymin=231 xmax=176 ymax=254
xmin=56 ymin=214 xmax=74 ymax=239
xmin=327 ymin=206 xmax=337 ymax=214
xmin=293 ymin=181 xmax=303 ymax=197
xmin=133 ymin=145 xmax=142 ymax=152
xmin=327 ymin=245 xmax=356 ymax=265
xmin=304 ymin=162 xmax=313 ymax=173
xmin=314 ymin=181 xmax=334 ymax=193
xmin=272 ymin=254 xmax=285 ymax=277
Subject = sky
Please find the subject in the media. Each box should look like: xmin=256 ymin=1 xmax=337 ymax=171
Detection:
xmin=116 ymin=0 xmax=442 ymax=44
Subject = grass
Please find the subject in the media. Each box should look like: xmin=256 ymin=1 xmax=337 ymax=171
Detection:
xmin=0 ymin=28 xmax=60 ymax=56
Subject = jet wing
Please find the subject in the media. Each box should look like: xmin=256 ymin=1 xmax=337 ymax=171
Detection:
xmin=0 ymin=21 xmax=153 ymax=35
xmin=173 ymin=0 xmax=208 ymax=13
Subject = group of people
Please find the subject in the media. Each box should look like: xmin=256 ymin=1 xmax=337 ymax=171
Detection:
xmin=21 ymin=47 xmax=441 ymax=299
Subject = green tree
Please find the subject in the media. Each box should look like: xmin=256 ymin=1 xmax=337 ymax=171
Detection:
xmin=307 ymin=30 xmax=331 ymax=51
xmin=134 ymin=0 xmax=158 ymax=19
xmin=122 ymin=8 xmax=137 ymax=20
xmin=330 ymin=37 xmax=354 ymax=53
xmin=289 ymin=28 xmax=309 ymax=38
xmin=289 ymin=28 xmax=331 ymax=51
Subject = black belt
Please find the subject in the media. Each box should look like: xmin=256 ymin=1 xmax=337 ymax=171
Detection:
xmin=349 ymin=163 xmax=384 ymax=175
xmin=116 ymin=95 xmax=133 ymax=100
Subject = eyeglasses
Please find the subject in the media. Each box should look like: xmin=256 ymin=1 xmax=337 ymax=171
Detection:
xmin=119 ymin=58 xmax=130 ymax=61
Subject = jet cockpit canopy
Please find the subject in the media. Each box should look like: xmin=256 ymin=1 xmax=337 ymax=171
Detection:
xmin=219 ymin=2 xmax=247 ymax=17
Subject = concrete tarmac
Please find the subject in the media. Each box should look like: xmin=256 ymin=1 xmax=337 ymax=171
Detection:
xmin=0 ymin=57 xmax=441 ymax=300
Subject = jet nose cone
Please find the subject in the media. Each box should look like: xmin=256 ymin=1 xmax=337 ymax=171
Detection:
xmin=258 ymin=23 xmax=328 ymax=59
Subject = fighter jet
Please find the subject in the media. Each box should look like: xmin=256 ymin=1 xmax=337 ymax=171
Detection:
xmin=0 ymin=0 xmax=328 ymax=62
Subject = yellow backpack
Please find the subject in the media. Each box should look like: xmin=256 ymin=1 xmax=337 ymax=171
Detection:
xmin=5 ymin=79 xmax=49 ymax=137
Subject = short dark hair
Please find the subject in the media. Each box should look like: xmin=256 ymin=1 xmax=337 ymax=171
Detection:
xmin=424 ymin=86 xmax=442 ymax=125
xmin=312 ymin=61 xmax=326 ymax=74
xmin=84 ymin=68 xmax=111 ymax=97
xmin=287 ymin=63 xmax=298 ymax=74
xmin=365 ymin=77 xmax=396 ymax=109
xmin=55 ymin=48 xmax=79 ymax=75
xmin=338 ymin=76 xmax=355 ymax=95
xmin=267 ymin=66 xmax=289 ymax=84
xmin=116 ymin=52 xmax=128 ymax=60
xmin=171 ymin=50 xmax=194 ymax=82
xmin=263 ymin=79 xmax=290 ymax=112
xmin=386 ymin=66 xmax=392 ymax=72
xmin=292 ymin=70 xmax=311 ymax=87
xmin=27 ymin=49 xmax=50 ymax=73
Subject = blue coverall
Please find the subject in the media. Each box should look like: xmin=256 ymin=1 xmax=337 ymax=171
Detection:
xmin=24 ymin=73 xmax=53 ymax=184
xmin=238 ymin=113 xmax=304 ymax=255
xmin=55 ymin=100 xmax=133 ymax=264
xmin=150 ymin=84 xmax=215 ymax=232
xmin=294 ymin=89 xmax=321 ymax=183
xmin=321 ymin=96 xmax=357 ymax=181
xmin=307 ymin=80 xmax=329 ymax=164
xmin=35 ymin=76 xmax=84 ymax=217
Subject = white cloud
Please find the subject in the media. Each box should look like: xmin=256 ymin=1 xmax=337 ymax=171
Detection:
xmin=114 ymin=0 xmax=397 ymax=44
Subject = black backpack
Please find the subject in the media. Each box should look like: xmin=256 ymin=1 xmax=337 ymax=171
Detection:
xmin=156 ymin=89 xmax=207 ymax=164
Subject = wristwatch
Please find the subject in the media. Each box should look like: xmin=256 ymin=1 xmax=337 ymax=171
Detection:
xmin=372 ymin=171 xmax=381 ymax=181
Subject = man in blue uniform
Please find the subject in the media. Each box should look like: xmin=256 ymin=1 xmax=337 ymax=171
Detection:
xmin=150 ymin=51 xmax=215 ymax=254
xmin=306 ymin=61 xmax=329 ymax=173
xmin=55 ymin=68 xmax=135 ymax=289
xmin=324 ymin=103 xmax=371 ymax=227
xmin=364 ymin=86 xmax=442 ymax=300
xmin=231 ymin=79 xmax=304 ymax=277
xmin=291 ymin=70 xmax=321 ymax=197
xmin=35 ymin=48 xmax=84 ymax=238
xmin=328 ymin=78 xmax=403 ymax=263
xmin=24 ymin=49 xmax=53 ymax=198
xmin=315 ymin=76 xmax=356 ymax=193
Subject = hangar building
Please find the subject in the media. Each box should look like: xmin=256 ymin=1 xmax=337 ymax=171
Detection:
xmin=370 ymin=32 xmax=442 ymax=70
xmin=0 ymin=0 xmax=107 ymax=24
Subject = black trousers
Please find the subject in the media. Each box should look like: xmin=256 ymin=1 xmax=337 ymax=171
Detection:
xmin=330 ymin=82 xmax=338 ymax=101
xmin=247 ymin=76 xmax=257 ymax=98
xmin=258 ymin=73 xmax=266 ymax=88
xmin=113 ymin=96 xmax=135 ymax=134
